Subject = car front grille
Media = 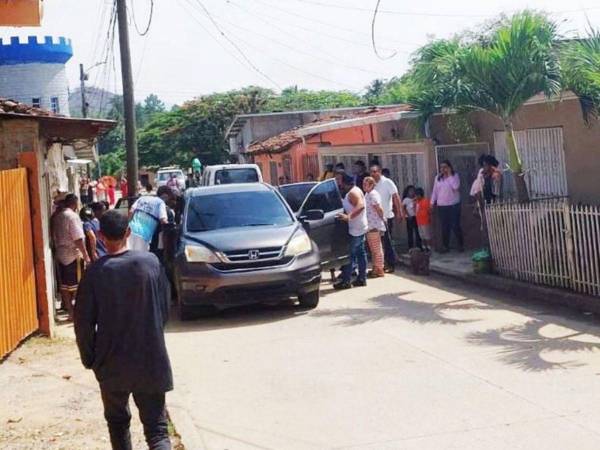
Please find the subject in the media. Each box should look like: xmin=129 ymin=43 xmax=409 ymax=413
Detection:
xmin=222 ymin=246 xmax=283 ymax=263
xmin=211 ymin=256 xmax=293 ymax=272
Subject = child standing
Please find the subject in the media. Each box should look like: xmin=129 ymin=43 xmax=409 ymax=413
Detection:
xmin=415 ymin=187 xmax=432 ymax=252
xmin=402 ymin=185 xmax=422 ymax=249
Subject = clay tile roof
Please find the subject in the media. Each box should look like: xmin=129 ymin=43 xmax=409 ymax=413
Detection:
xmin=0 ymin=97 xmax=55 ymax=117
xmin=246 ymin=105 xmax=412 ymax=155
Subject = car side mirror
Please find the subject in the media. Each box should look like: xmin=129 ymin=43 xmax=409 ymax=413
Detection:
xmin=303 ymin=209 xmax=325 ymax=221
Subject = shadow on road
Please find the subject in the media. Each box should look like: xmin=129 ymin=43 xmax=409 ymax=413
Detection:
xmin=315 ymin=271 xmax=600 ymax=372
xmin=312 ymin=293 xmax=494 ymax=326
xmin=466 ymin=319 xmax=600 ymax=371
xmin=166 ymin=302 xmax=310 ymax=333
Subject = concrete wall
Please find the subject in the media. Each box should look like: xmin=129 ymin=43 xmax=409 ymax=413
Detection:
xmin=430 ymin=98 xmax=600 ymax=205
xmin=0 ymin=118 xmax=40 ymax=170
xmin=0 ymin=63 xmax=70 ymax=115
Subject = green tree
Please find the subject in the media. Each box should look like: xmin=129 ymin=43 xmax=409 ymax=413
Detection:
xmin=264 ymin=86 xmax=362 ymax=111
xmin=138 ymin=87 xmax=275 ymax=168
xmin=561 ymin=30 xmax=600 ymax=123
xmin=409 ymin=12 xmax=561 ymax=201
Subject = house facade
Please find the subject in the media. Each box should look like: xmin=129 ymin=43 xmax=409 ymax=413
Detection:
xmin=0 ymin=98 xmax=114 ymax=352
xmin=225 ymin=106 xmax=400 ymax=163
xmin=245 ymin=95 xmax=600 ymax=250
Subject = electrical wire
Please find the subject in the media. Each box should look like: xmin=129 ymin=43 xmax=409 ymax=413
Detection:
xmin=245 ymin=0 xmax=407 ymax=53
xmin=130 ymin=0 xmax=154 ymax=36
xmin=190 ymin=0 xmax=282 ymax=89
xmin=371 ymin=0 xmax=397 ymax=60
xmin=273 ymin=0 xmax=600 ymax=18
xmin=209 ymin=6 xmax=383 ymax=75
xmin=176 ymin=0 xmax=277 ymax=88
xmin=183 ymin=0 xmax=361 ymax=89
xmin=249 ymin=0 xmax=420 ymax=47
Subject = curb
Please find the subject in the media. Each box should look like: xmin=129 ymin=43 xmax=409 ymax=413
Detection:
xmin=167 ymin=401 xmax=206 ymax=450
xmin=399 ymin=255 xmax=600 ymax=316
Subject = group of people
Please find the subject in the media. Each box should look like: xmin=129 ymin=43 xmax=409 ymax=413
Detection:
xmin=329 ymin=162 xmax=405 ymax=290
xmin=80 ymin=176 xmax=129 ymax=207
xmin=327 ymin=155 xmax=499 ymax=289
xmin=50 ymin=186 xmax=176 ymax=449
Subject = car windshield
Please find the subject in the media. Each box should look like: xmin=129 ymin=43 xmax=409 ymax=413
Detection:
xmin=158 ymin=172 xmax=183 ymax=181
xmin=186 ymin=191 xmax=293 ymax=232
xmin=279 ymin=183 xmax=316 ymax=212
xmin=215 ymin=169 xmax=258 ymax=184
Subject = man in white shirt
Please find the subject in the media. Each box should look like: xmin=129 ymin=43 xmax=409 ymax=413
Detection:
xmin=128 ymin=186 xmax=174 ymax=251
xmin=370 ymin=165 xmax=404 ymax=272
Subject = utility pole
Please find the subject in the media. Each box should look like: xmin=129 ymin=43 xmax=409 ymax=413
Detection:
xmin=116 ymin=0 xmax=139 ymax=198
xmin=79 ymin=63 xmax=88 ymax=118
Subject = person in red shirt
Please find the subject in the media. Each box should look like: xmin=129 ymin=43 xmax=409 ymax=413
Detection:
xmin=415 ymin=187 xmax=432 ymax=252
xmin=120 ymin=177 xmax=128 ymax=200
xmin=107 ymin=183 xmax=116 ymax=207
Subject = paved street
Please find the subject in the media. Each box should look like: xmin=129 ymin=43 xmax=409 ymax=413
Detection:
xmin=165 ymin=272 xmax=600 ymax=450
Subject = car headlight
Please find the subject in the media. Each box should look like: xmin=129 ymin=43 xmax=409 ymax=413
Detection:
xmin=284 ymin=232 xmax=312 ymax=257
xmin=184 ymin=244 xmax=221 ymax=263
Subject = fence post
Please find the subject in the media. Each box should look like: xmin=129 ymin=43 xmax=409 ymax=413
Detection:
xmin=563 ymin=202 xmax=576 ymax=291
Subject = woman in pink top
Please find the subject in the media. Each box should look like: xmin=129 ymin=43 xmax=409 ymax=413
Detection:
xmin=431 ymin=160 xmax=464 ymax=252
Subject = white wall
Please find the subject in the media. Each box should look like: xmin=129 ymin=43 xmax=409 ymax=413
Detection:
xmin=0 ymin=63 xmax=70 ymax=115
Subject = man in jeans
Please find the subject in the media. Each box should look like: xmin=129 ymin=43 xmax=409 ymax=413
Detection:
xmin=75 ymin=210 xmax=173 ymax=450
xmin=370 ymin=165 xmax=404 ymax=273
xmin=334 ymin=174 xmax=369 ymax=290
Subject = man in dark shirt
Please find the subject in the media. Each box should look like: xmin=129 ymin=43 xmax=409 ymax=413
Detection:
xmin=75 ymin=210 xmax=173 ymax=450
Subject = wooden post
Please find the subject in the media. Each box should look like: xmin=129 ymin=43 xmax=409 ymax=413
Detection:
xmin=17 ymin=152 xmax=51 ymax=336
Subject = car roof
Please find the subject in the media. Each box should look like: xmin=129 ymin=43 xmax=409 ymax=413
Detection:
xmin=280 ymin=182 xmax=318 ymax=188
xmin=157 ymin=168 xmax=184 ymax=173
xmin=204 ymin=164 xmax=259 ymax=170
xmin=186 ymin=183 xmax=274 ymax=197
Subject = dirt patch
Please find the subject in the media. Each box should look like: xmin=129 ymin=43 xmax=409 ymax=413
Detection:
xmin=0 ymin=326 xmax=183 ymax=449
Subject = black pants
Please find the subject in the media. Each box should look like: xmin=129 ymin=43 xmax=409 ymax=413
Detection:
xmin=438 ymin=203 xmax=464 ymax=250
xmin=406 ymin=216 xmax=422 ymax=249
xmin=382 ymin=218 xmax=397 ymax=269
xmin=101 ymin=389 xmax=171 ymax=450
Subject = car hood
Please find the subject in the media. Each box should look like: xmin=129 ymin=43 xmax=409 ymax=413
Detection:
xmin=183 ymin=223 xmax=300 ymax=252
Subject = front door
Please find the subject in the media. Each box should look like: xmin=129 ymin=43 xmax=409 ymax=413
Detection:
xmin=269 ymin=161 xmax=278 ymax=185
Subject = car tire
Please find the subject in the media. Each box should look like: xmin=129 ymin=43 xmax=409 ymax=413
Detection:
xmin=178 ymin=303 xmax=195 ymax=321
xmin=298 ymin=290 xmax=319 ymax=309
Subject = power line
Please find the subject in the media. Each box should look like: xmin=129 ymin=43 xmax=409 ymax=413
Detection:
xmin=280 ymin=0 xmax=489 ymax=18
xmin=190 ymin=0 xmax=281 ymax=89
xmin=250 ymin=0 xmax=420 ymax=47
xmin=183 ymin=0 xmax=362 ymax=89
xmin=246 ymin=0 xmax=412 ymax=52
xmin=130 ymin=0 xmax=154 ymax=36
xmin=277 ymin=0 xmax=600 ymax=18
xmin=176 ymin=0 xmax=277 ymax=87
xmin=210 ymin=4 xmax=384 ymax=75
xmin=371 ymin=0 xmax=397 ymax=60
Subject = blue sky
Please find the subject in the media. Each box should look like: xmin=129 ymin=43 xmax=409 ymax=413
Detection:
xmin=2 ymin=0 xmax=599 ymax=105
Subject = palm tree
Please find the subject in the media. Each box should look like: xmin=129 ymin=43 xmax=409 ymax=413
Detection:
xmin=410 ymin=12 xmax=562 ymax=202
xmin=561 ymin=29 xmax=600 ymax=123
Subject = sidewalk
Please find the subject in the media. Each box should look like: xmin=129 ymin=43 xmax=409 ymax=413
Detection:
xmin=0 ymin=325 xmax=183 ymax=450
xmin=399 ymin=250 xmax=600 ymax=315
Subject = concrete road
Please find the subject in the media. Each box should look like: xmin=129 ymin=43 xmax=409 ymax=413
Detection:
xmin=165 ymin=272 xmax=600 ymax=450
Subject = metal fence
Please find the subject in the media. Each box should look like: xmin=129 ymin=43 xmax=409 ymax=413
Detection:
xmin=0 ymin=168 xmax=38 ymax=358
xmin=485 ymin=200 xmax=600 ymax=297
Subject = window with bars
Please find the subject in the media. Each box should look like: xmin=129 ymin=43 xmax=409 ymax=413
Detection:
xmin=32 ymin=98 xmax=40 ymax=108
xmin=383 ymin=153 xmax=426 ymax=194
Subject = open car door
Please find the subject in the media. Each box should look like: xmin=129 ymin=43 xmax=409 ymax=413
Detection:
xmin=297 ymin=179 xmax=350 ymax=271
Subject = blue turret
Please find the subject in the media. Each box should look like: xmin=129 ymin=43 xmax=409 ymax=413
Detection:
xmin=0 ymin=36 xmax=73 ymax=66
xmin=0 ymin=36 xmax=74 ymax=115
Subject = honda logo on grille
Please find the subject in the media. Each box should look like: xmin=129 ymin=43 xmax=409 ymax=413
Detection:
xmin=248 ymin=250 xmax=260 ymax=260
